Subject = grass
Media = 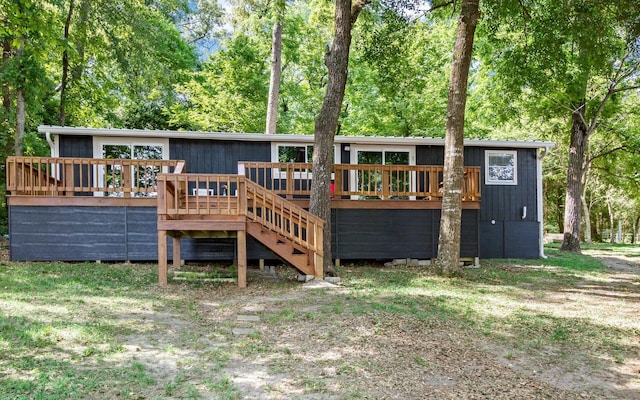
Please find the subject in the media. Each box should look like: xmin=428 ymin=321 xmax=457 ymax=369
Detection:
xmin=0 ymin=243 xmax=638 ymax=398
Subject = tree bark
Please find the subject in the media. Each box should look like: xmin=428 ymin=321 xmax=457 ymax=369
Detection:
xmin=581 ymin=168 xmax=591 ymax=243
xmin=72 ymin=0 xmax=90 ymax=84
xmin=434 ymin=0 xmax=480 ymax=277
xmin=59 ymin=0 xmax=75 ymax=126
xmin=582 ymin=195 xmax=591 ymax=243
xmin=309 ymin=0 xmax=368 ymax=275
xmin=607 ymin=200 xmax=615 ymax=244
xmin=265 ymin=1 xmax=283 ymax=134
xmin=2 ymin=39 xmax=10 ymax=119
xmin=561 ymin=101 xmax=587 ymax=252
xmin=15 ymin=36 xmax=25 ymax=157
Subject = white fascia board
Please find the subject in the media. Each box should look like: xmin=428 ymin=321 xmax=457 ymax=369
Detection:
xmin=38 ymin=125 xmax=555 ymax=150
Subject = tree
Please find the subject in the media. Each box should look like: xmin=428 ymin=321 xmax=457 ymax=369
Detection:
xmin=484 ymin=0 xmax=640 ymax=252
xmin=309 ymin=0 xmax=369 ymax=275
xmin=265 ymin=0 xmax=285 ymax=134
xmin=0 ymin=0 xmax=56 ymax=155
xmin=434 ymin=0 xmax=480 ymax=276
xmin=53 ymin=0 xmax=197 ymax=128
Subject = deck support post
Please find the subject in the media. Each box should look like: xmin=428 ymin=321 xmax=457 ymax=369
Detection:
xmin=237 ymin=229 xmax=247 ymax=288
xmin=158 ymin=230 xmax=168 ymax=285
xmin=172 ymin=236 xmax=181 ymax=270
xmin=259 ymin=258 xmax=265 ymax=272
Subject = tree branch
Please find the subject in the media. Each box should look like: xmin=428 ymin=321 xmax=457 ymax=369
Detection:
xmin=350 ymin=0 xmax=371 ymax=25
xmin=427 ymin=0 xmax=456 ymax=13
xmin=612 ymin=84 xmax=640 ymax=94
xmin=587 ymin=145 xmax=626 ymax=164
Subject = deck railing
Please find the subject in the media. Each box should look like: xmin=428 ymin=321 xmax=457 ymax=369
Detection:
xmin=157 ymin=173 xmax=244 ymax=216
xmin=157 ymin=173 xmax=323 ymax=257
xmin=239 ymin=162 xmax=481 ymax=200
xmin=6 ymin=156 xmax=185 ymax=197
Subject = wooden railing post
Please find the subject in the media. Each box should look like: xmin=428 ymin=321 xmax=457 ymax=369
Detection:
xmin=64 ymin=161 xmax=74 ymax=196
xmin=314 ymin=222 xmax=324 ymax=279
xmin=334 ymin=165 xmax=342 ymax=197
xmin=123 ymin=163 xmax=131 ymax=198
xmin=382 ymin=168 xmax=390 ymax=200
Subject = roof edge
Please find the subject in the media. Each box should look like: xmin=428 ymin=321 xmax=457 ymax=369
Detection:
xmin=38 ymin=126 xmax=555 ymax=149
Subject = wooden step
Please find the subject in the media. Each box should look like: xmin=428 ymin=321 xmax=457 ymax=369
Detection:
xmin=246 ymin=221 xmax=314 ymax=275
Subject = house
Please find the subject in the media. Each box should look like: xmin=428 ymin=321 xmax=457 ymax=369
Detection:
xmin=6 ymin=126 xmax=553 ymax=284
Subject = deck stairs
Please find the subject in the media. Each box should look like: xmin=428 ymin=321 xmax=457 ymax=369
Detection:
xmin=157 ymin=173 xmax=324 ymax=282
xmin=242 ymin=179 xmax=321 ymax=277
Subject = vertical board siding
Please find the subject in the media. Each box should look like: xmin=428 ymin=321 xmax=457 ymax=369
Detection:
xmin=476 ymin=148 xmax=538 ymax=222
xmin=170 ymin=139 xmax=271 ymax=173
xmin=10 ymin=206 xmax=480 ymax=262
xmin=479 ymin=220 xmax=540 ymax=259
xmin=59 ymin=135 xmax=93 ymax=157
xmin=417 ymin=145 xmax=540 ymax=259
xmin=504 ymin=221 xmax=539 ymax=259
xmin=168 ymin=138 xmax=272 ymax=258
xmin=16 ymin=137 xmax=540 ymax=260
xmin=333 ymin=209 xmax=478 ymax=259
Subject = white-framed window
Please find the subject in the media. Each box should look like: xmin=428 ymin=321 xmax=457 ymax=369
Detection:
xmin=93 ymin=137 xmax=170 ymax=196
xmin=485 ymin=150 xmax=517 ymax=185
xmin=271 ymin=143 xmax=338 ymax=163
xmin=270 ymin=143 xmax=338 ymax=178
xmin=349 ymin=145 xmax=416 ymax=199
xmin=93 ymin=137 xmax=169 ymax=160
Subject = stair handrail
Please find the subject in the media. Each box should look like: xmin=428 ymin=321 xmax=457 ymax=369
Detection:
xmin=242 ymin=178 xmax=324 ymax=260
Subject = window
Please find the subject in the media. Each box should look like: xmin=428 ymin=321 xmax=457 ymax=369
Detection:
xmin=485 ymin=150 xmax=517 ymax=185
xmin=94 ymin=138 xmax=169 ymax=196
xmin=271 ymin=143 xmax=337 ymax=178
xmin=350 ymin=146 xmax=415 ymax=199
xmin=278 ymin=145 xmax=313 ymax=163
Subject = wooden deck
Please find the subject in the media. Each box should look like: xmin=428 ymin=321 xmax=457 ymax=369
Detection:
xmin=6 ymin=157 xmax=481 ymax=210
xmin=6 ymin=157 xmax=482 ymax=287
xmin=156 ymin=173 xmax=324 ymax=288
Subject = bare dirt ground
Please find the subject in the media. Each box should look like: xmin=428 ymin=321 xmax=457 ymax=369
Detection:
xmin=3 ymin=238 xmax=637 ymax=399
xmin=104 ymin=249 xmax=639 ymax=400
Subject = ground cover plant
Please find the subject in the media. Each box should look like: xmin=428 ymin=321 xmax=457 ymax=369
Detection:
xmin=0 ymin=244 xmax=638 ymax=399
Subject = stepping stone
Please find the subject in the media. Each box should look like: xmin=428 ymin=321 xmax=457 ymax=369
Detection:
xmin=237 ymin=315 xmax=260 ymax=322
xmin=232 ymin=327 xmax=257 ymax=336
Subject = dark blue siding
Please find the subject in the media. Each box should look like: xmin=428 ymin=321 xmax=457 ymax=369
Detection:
xmin=170 ymin=139 xmax=271 ymax=173
xmin=8 ymin=206 xmax=272 ymax=262
xmin=10 ymin=206 xmax=127 ymax=261
xmin=416 ymin=146 xmax=540 ymax=259
xmin=10 ymin=206 xmax=479 ymax=262
xmin=59 ymin=135 xmax=93 ymax=157
xmin=333 ymin=209 xmax=478 ymax=259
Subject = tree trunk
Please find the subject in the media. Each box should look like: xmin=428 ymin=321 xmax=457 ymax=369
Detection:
xmin=265 ymin=1 xmax=283 ymax=134
xmin=581 ymin=164 xmax=591 ymax=243
xmin=2 ymin=39 xmax=10 ymax=118
xmin=15 ymin=37 xmax=25 ymax=157
xmin=59 ymin=0 xmax=76 ymax=126
xmin=634 ymin=215 xmax=640 ymax=244
xmin=581 ymin=194 xmax=592 ymax=244
xmin=309 ymin=0 xmax=368 ymax=275
xmin=561 ymin=101 xmax=587 ymax=252
xmin=557 ymin=186 xmax=564 ymax=233
xmin=607 ymin=200 xmax=615 ymax=244
xmin=434 ymin=0 xmax=480 ymax=277
xmin=72 ymin=0 xmax=90 ymax=84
